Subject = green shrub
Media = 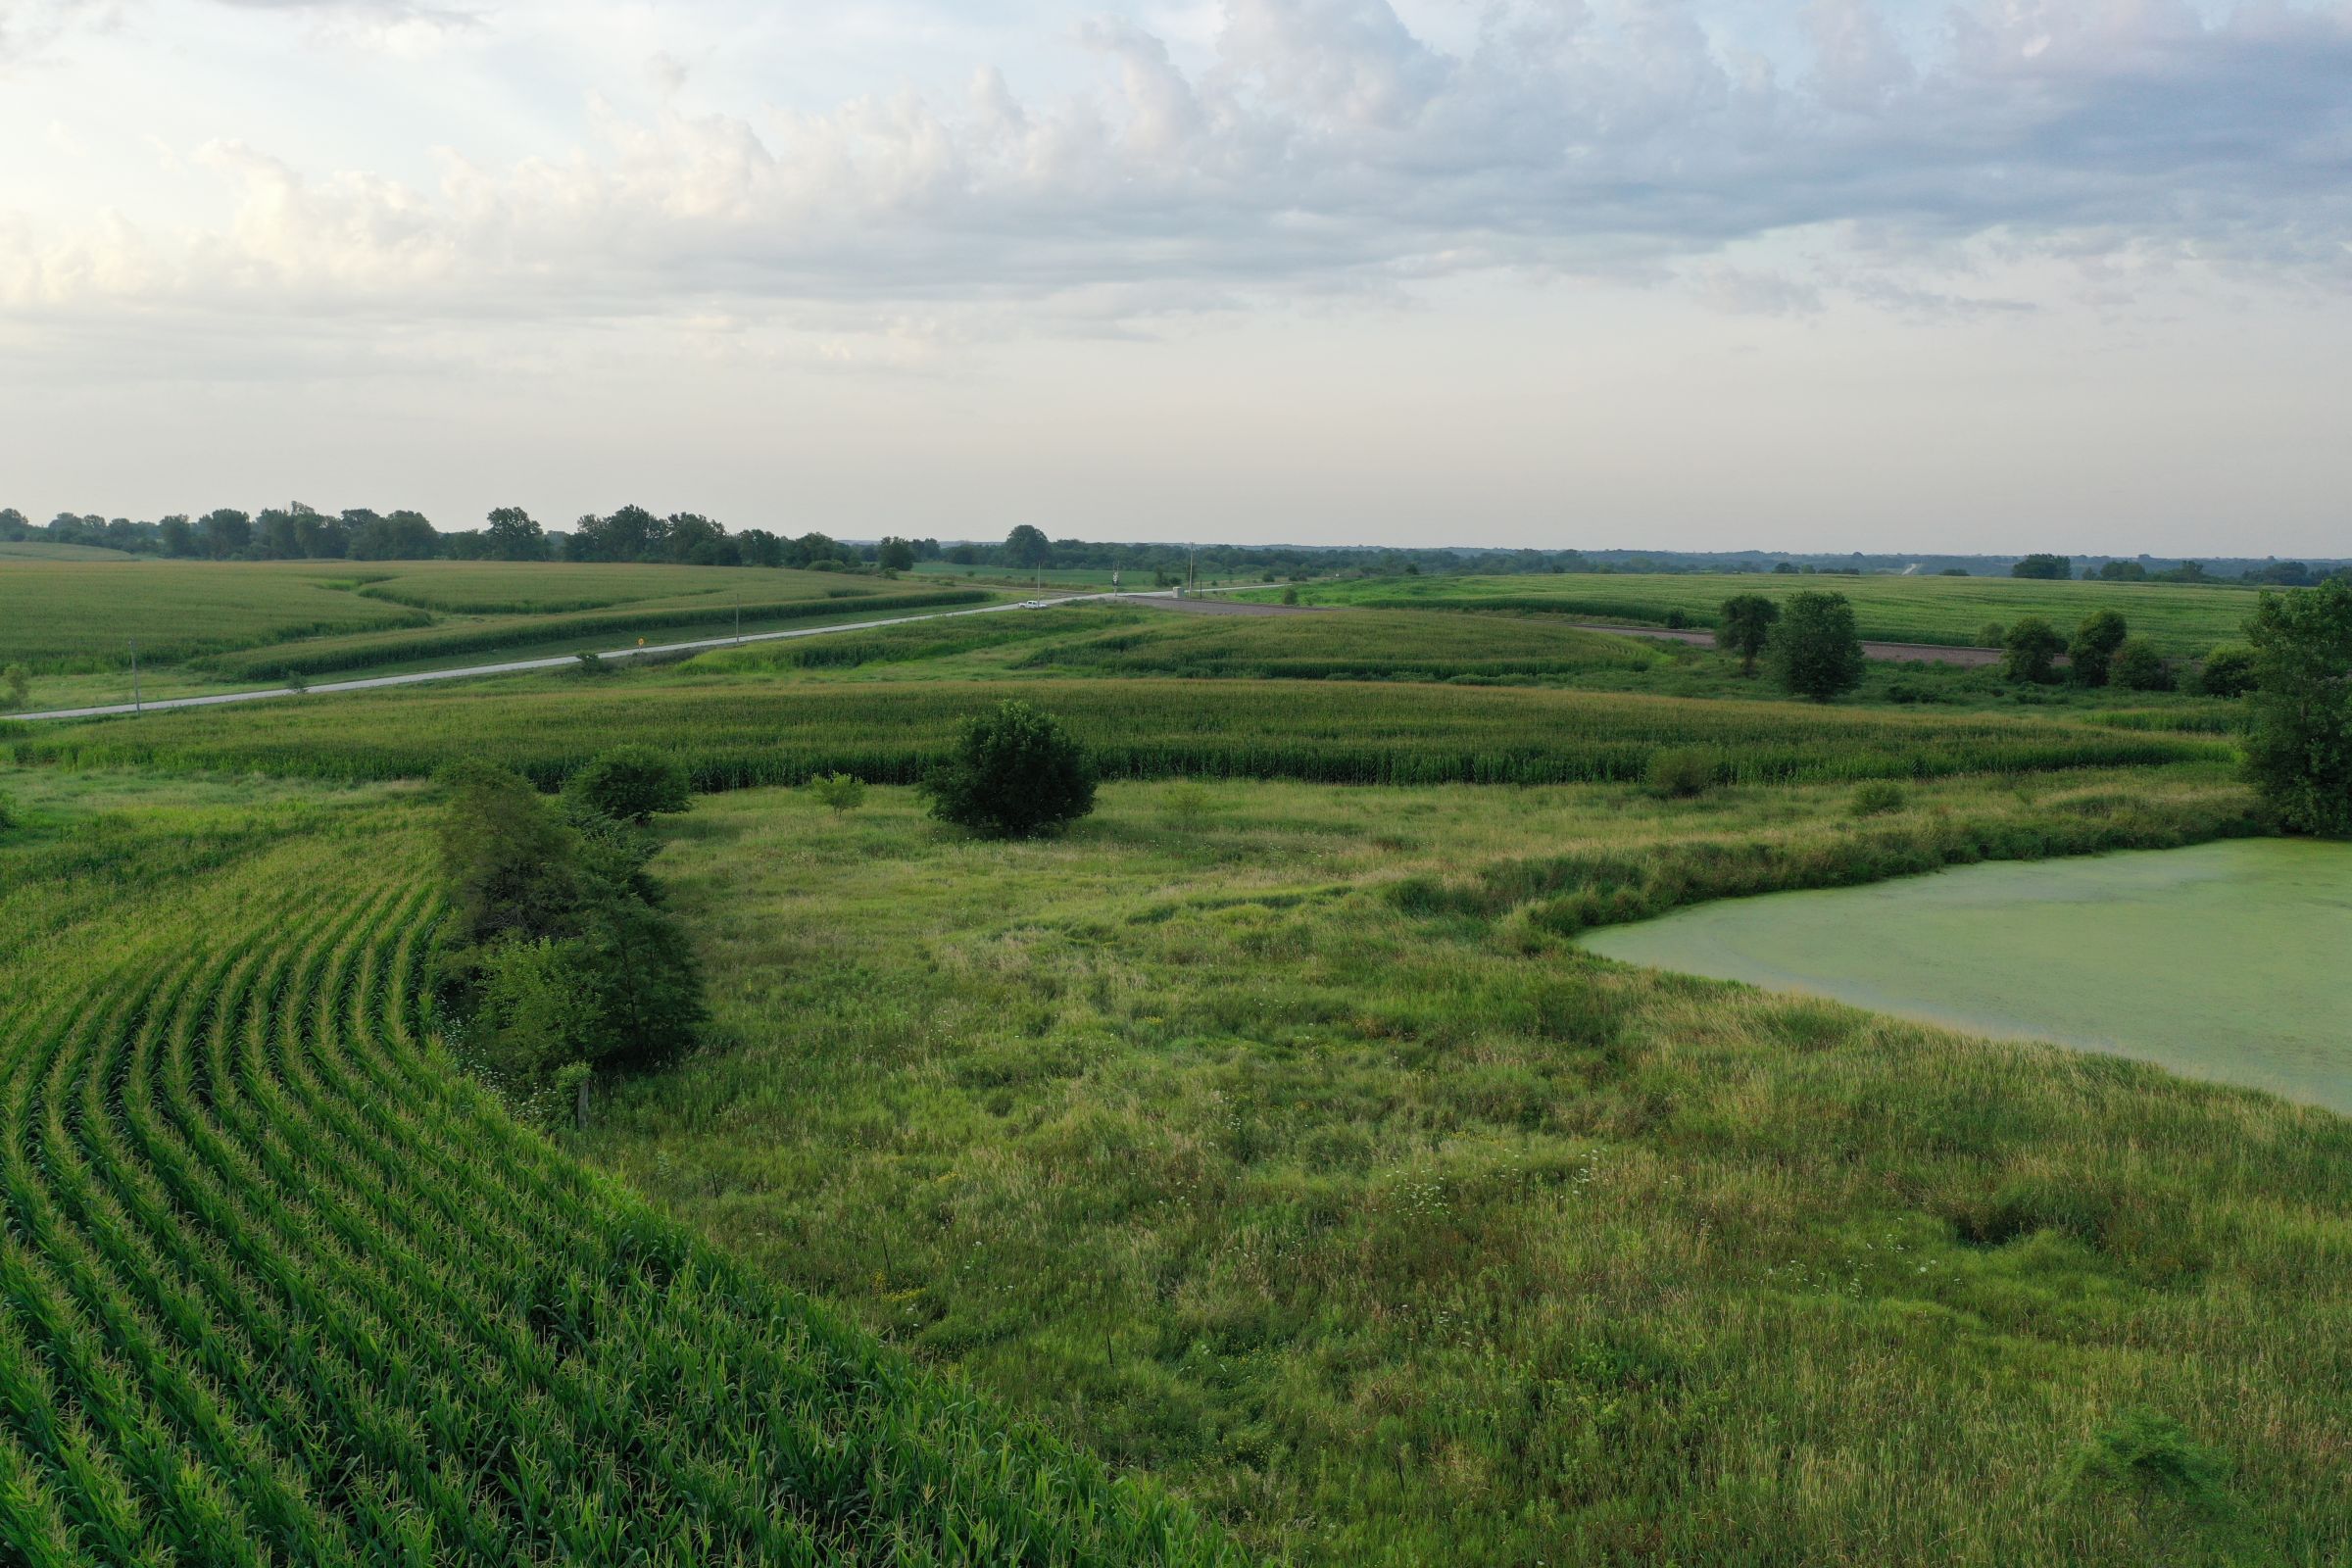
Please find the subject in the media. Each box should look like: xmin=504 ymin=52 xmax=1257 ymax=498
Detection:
xmin=1280 ymin=585 xmax=1300 ymax=606
xmin=2193 ymin=643 xmax=2256 ymax=698
xmin=921 ymin=700 xmax=1098 ymax=838
xmin=1770 ymin=591 xmax=1867 ymax=702
xmin=2 ymin=663 xmax=28 ymax=710
xmin=1849 ymin=780 xmax=1907 ymax=816
xmin=0 ymin=787 xmax=16 ymax=833
xmin=1716 ymin=594 xmax=1781 ymax=676
xmin=1976 ymin=621 xmax=2007 ymax=649
xmin=1644 ymin=747 xmax=1715 ymax=798
xmin=2244 ymin=579 xmax=2352 ymax=836
xmin=564 ymin=744 xmax=692 ymax=825
xmin=1159 ymin=780 xmax=1214 ymax=830
xmin=808 ymin=771 xmax=868 ymax=812
xmin=574 ymin=650 xmax=611 ymax=676
xmin=2003 ymin=617 xmax=2067 ymax=684
xmin=2066 ymin=1407 xmax=2231 ymax=1514
xmin=2108 ymin=637 xmax=2173 ymax=692
xmin=2069 ymin=610 xmax=2130 ymax=687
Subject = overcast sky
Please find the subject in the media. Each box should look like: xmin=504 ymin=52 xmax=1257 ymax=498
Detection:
xmin=3 ymin=0 xmax=2348 ymax=554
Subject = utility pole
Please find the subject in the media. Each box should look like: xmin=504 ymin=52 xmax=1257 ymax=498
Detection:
xmin=128 ymin=638 xmax=140 ymax=715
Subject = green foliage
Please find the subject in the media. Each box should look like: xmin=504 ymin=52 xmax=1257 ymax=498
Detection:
xmin=2107 ymin=637 xmax=2173 ymax=692
xmin=1644 ymin=746 xmax=1717 ymax=798
xmin=2013 ymin=553 xmax=2073 ymax=579
xmin=1976 ymin=621 xmax=2007 ymax=649
xmin=2067 ymin=1408 xmax=2231 ymax=1513
xmin=2004 ymin=617 xmax=2068 ymax=684
xmin=0 ymin=787 xmax=15 ymax=833
xmin=1158 ymin=780 xmax=1215 ymax=830
xmin=2 ymin=663 xmax=28 ymax=710
xmin=1770 ymin=591 xmax=1867 ymax=702
xmin=921 ymin=700 xmax=1099 ymax=838
xmin=2193 ymin=643 xmax=2257 ymax=699
xmin=436 ymin=758 xmax=707 ymax=1082
xmin=2069 ymin=609 xmax=2130 ymax=687
xmin=1280 ymin=584 xmax=1300 ymax=606
xmin=1850 ymin=779 xmax=1908 ymax=815
xmin=2243 ymin=579 xmax=2352 ymax=836
xmin=573 ymin=649 xmax=610 ymax=676
xmin=808 ymin=771 xmax=868 ymax=811
xmin=1715 ymin=593 xmax=1781 ymax=676
xmin=562 ymin=744 xmax=692 ymax=825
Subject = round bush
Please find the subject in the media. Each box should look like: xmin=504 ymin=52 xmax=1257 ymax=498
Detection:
xmin=1644 ymin=747 xmax=1716 ymax=799
xmin=921 ymin=700 xmax=1098 ymax=838
xmin=564 ymin=745 xmax=693 ymax=824
xmin=2108 ymin=638 xmax=2174 ymax=692
xmin=2194 ymin=644 xmax=2256 ymax=699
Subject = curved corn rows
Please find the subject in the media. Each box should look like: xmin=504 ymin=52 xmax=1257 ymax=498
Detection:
xmin=0 ymin=817 xmax=1246 ymax=1567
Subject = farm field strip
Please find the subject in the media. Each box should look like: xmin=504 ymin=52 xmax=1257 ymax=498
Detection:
xmin=9 ymin=674 xmax=2228 ymax=787
xmin=1270 ymin=572 xmax=2266 ymax=655
xmin=0 ymin=796 xmax=1248 ymax=1565
xmin=7 ymin=592 xmax=1089 ymax=721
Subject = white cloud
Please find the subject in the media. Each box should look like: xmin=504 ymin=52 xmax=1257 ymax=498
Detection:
xmin=4 ymin=1 xmax=2350 ymax=351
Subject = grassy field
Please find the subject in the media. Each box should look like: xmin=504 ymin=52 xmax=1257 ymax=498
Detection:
xmin=0 ymin=770 xmax=1245 ymax=1565
xmin=1266 ymin=573 xmax=2265 ymax=656
xmin=10 ymin=674 xmax=2224 ymax=789
xmin=565 ymin=767 xmax=2349 ymax=1566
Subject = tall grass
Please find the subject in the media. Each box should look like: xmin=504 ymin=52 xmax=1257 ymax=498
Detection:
xmin=579 ymin=769 xmax=2346 ymax=1566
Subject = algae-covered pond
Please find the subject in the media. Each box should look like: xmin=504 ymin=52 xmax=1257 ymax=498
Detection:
xmin=1583 ymin=838 xmax=2352 ymax=1113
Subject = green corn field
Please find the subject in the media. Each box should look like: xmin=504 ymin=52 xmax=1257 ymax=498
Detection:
xmin=0 ymin=798 xmax=1249 ymax=1566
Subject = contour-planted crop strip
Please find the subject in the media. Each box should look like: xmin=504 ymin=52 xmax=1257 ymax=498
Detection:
xmin=0 ymin=801 xmax=1250 ymax=1565
xmin=15 ymin=678 xmax=2230 ymax=789
xmin=191 ymin=588 xmax=995 ymax=678
xmin=0 ymin=563 xmax=432 ymax=673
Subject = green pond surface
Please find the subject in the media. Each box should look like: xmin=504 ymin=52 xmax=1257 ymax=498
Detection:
xmin=1584 ymin=839 xmax=2352 ymax=1114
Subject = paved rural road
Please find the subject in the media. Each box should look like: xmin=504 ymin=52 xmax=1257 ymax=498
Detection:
xmin=5 ymin=591 xmax=1159 ymax=723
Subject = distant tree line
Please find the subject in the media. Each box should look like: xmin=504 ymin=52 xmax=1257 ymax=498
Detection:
xmin=5 ymin=503 xmax=2346 ymax=587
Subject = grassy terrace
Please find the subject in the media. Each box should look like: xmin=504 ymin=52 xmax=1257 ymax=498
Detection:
xmin=1263 ymin=572 xmax=2266 ymax=656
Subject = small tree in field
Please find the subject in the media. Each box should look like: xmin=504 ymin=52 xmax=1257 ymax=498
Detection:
xmin=2243 ymin=579 xmax=2352 ymax=836
xmin=1770 ymin=591 xmax=1866 ymax=702
xmin=1716 ymin=594 xmax=1781 ymax=676
xmin=808 ymin=772 xmax=867 ymax=812
xmin=2003 ymin=617 xmax=2066 ymax=684
xmin=2 ymin=664 xmax=28 ymax=710
xmin=2193 ymin=644 xmax=2256 ymax=698
xmin=2068 ymin=610 xmax=2130 ymax=687
xmin=922 ymin=700 xmax=1097 ymax=838
xmin=2108 ymin=638 xmax=2172 ymax=692
xmin=563 ymin=745 xmax=692 ymax=825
